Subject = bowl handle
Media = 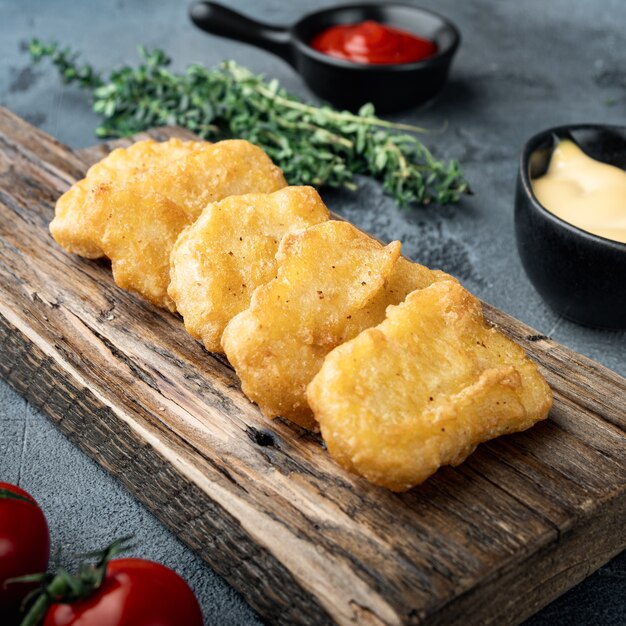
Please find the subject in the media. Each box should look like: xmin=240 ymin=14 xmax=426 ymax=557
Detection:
xmin=190 ymin=2 xmax=294 ymax=66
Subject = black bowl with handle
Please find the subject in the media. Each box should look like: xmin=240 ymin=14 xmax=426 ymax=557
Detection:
xmin=189 ymin=2 xmax=460 ymax=112
xmin=515 ymin=124 xmax=626 ymax=329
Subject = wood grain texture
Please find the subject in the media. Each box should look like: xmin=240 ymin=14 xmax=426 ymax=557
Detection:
xmin=1 ymin=107 xmax=624 ymax=625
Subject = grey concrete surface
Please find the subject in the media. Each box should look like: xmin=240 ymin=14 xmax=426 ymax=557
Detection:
xmin=0 ymin=0 xmax=624 ymax=624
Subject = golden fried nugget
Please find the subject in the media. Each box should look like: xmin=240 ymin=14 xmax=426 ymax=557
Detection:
xmin=52 ymin=138 xmax=209 ymax=258
xmin=221 ymin=221 xmax=444 ymax=428
xmin=116 ymin=140 xmax=286 ymax=216
xmin=89 ymin=185 xmax=192 ymax=310
xmin=307 ymin=280 xmax=553 ymax=491
xmin=51 ymin=139 xmax=287 ymax=310
xmin=169 ymin=186 xmax=330 ymax=352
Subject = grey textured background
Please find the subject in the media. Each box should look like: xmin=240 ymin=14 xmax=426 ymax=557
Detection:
xmin=1 ymin=0 xmax=625 ymax=624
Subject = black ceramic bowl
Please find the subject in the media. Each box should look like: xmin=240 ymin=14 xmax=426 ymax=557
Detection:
xmin=190 ymin=2 xmax=460 ymax=112
xmin=515 ymin=124 xmax=626 ymax=329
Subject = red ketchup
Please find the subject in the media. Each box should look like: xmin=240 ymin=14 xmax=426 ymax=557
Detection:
xmin=310 ymin=20 xmax=437 ymax=65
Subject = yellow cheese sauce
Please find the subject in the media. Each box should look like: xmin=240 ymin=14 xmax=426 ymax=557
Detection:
xmin=532 ymin=139 xmax=626 ymax=244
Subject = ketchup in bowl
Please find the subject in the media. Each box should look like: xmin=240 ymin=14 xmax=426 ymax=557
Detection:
xmin=310 ymin=20 xmax=437 ymax=65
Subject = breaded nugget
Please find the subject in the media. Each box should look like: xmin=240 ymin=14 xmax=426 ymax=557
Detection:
xmin=307 ymin=280 xmax=553 ymax=491
xmin=51 ymin=139 xmax=287 ymax=310
xmin=88 ymin=185 xmax=191 ymax=310
xmin=221 ymin=221 xmax=443 ymax=428
xmin=169 ymin=186 xmax=330 ymax=352
xmin=52 ymin=138 xmax=209 ymax=258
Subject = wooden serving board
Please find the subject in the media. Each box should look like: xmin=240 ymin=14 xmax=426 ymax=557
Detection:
xmin=1 ymin=107 xmax=625 ymax=626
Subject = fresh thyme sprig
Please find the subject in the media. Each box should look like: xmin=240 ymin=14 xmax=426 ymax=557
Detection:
xmin=28 ymin=40 xmax=468 ymax=207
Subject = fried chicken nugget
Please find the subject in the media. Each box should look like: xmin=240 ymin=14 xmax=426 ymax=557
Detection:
xmin=307 ymin=280 xmax=553 ymax=491
xmin=87 ymin=185 xmax=191 ymax=310
xmin=52 ymin=138 xmax=210 ymax=258
xmin=221 ymin=220 xmax=444 ymax=428
xmin=168 ymin=186 xmax=330 ymax=352
xmin=51 ymin=139 xmax=287 ymax=310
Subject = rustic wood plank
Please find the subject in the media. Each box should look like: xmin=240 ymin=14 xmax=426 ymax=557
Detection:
xmin=1 ymin=109 xmax=625 ymax=626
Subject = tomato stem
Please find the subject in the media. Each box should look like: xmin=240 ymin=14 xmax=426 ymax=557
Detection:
xmin=19 ymin=592 xmax=50 ymax=626
xmin=17 ymin=537 xmax=134 ymax=626
xmin=0 ymin=487 xmax=33 ymax=503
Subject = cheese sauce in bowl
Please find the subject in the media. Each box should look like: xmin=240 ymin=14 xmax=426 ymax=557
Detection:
xmin=532 ymin=139 xmax=626 ymax=244
xmin=515 ymin=125 xmax=626 ymax=329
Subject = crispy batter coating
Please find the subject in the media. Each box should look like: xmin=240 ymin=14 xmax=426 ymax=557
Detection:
xmin=88 ymin=185 xmax=191 ymax=310
xmin=169 ymin=186 xmax=330 ymax=352
xmin=307 ymin=280 xmax=553 ymax=491
xmin=51 ymin=139 xmax=210 ymax=258
xmin=51 ymin=139 xmax=287 ymax=310
xmin=221 ymin=220 xmax=444 ymax=428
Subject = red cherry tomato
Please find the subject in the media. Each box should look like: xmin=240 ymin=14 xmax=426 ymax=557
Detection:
xmin=43 ymin=558 xmax=204 ymax=626
xmin=0 ymin=482 xmax=50 ymax=618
